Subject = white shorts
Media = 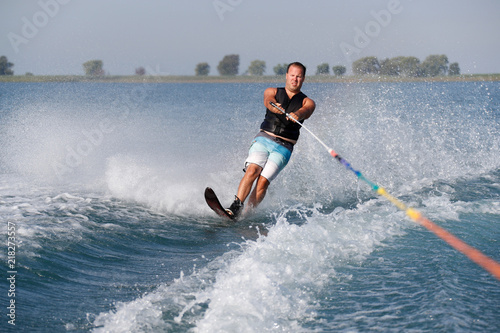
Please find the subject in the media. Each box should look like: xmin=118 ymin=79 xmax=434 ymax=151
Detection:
xmin=244 ymin=134 xmax=293 ymax=182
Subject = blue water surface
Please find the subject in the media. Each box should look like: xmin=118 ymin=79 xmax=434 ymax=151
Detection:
xmin=0 ymin=81 xmax=499 ymax=332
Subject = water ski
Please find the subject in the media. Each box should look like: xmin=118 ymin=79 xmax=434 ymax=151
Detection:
xmin=204 ymin=187 xmax=234 ymax=220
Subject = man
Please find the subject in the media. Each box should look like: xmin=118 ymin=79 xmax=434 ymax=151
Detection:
xmin=226 ymin=62 xmax=316 ymax=219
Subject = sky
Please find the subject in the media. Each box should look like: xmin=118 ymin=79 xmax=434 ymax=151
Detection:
xmin=1 ymin=0 xmax=499 ymax=76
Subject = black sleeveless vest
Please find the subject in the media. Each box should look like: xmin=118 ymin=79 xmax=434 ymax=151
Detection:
xmin=260 ymin=88 xmax=307 ymax=141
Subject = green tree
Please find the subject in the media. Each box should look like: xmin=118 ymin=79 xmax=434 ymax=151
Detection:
xmin=449 ymin=62 xmax=460 ymax=76
xmin=332 ymin=65 xmax=346 ymax=76
xmin=0 ymin=56 xmax=14 ymax=75
xmin=352 ymin=56 xmax=380 ymax=75
xmin=377 ymin=56 xmax=422 ymax=77
xmin=217 ymin=54 xmax=239 ymax=76
xmin=398 ymin=56 xmax=421 ymax=77
xmin=273 ymin=63 xmax=288 ymax=75
xmin=379 ymin=58 xmax=400 ymax=76
xmin=83 ymin=60 xmax=104 ymax=76
xmin=316 ymin=63 xmax=330 ymax=75
xmin=195 ymin=62 xmax=210 ymax=76
xmin=421 ymin=54 xmax=448 ymax=77
xmin=248 ymin=60 xmax=266 ymax=76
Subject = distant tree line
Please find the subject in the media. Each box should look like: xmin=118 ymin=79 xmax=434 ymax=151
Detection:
xmin=0 ymin=54 xmax=461 ymax=78
xmin=352 ymin=55 xmax=460 ymax=77
xmin=194 ymin=55 xmax=348 ymax=77
xmin=192 ymin=53 xmax=460 ymax=77
xmin=82 ymin=55 xmax=459 ymax=77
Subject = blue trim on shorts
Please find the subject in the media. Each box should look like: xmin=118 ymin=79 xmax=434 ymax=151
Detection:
xmin=252 ymin=136 xmax=292 ymax=162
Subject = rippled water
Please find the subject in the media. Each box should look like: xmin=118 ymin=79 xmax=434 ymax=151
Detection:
xmin=0 ymin=81 xmax=499 ymax=332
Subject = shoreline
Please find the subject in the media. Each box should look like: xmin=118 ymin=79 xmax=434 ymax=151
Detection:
xmin=0 ymin=74 xmax=499 ymax=83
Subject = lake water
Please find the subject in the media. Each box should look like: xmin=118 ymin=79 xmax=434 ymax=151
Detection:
xmin=0 ymin=80 xmax=499 ymax=332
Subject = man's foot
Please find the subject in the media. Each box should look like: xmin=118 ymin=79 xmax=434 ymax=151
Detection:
xmin=226 ymin=196 xmax=244 ymax=219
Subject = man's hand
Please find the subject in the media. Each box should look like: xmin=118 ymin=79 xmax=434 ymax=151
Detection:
xmin=269 ymin=101 xmax=297 ymax=121
xmin=286 ymin=112 xmax=299 ymax=122
xmin=271 ymin=102 xmax=284 ymax=114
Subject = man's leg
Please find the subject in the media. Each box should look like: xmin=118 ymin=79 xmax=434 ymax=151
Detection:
xmin=227 ymin=163 xmax=262 ymax=218
xmin=247 ymin=175 xmax=270 ymax=209
xmin=236 ymin=163 xmax=262 ymax=203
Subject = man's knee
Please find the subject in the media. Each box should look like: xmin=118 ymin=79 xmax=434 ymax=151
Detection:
xmin=256 ymin=176 xmax=270 ymax=192
xmin=245 ymin=163 xmax=262 ymax=178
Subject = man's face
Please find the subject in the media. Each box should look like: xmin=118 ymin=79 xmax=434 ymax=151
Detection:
xmin=286 ymin=65 xmax=305 ymax=93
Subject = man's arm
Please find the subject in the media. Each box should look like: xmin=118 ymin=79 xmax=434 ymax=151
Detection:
xmin=263 ymin=87 xmax=281 ymax=113
xmin=289 ymin=97 xmax=315 ymax=121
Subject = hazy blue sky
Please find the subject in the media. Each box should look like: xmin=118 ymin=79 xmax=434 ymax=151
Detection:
xmin=1 ymin=0 xmax=499 ymax=75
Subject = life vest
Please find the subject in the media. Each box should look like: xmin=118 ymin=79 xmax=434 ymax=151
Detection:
xmin=260 ymin=88 xmax=307 ymax=141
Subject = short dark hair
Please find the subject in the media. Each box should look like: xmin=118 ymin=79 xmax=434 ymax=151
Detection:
xmin=287 ymin=62 xmax=306 ymax=76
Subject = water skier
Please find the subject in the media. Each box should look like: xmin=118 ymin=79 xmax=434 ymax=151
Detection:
xmin=226 ymin=62 xmax=316 ymax=218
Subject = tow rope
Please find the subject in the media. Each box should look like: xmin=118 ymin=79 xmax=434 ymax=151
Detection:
xmin=270 ymin=101 xmax=500 ymax=281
